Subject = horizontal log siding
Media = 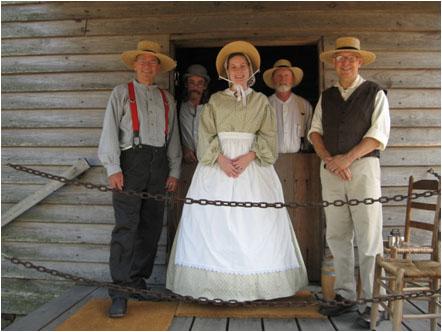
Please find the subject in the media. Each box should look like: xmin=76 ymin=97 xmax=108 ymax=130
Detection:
xmin=1 ymin=1 xmax=440 ymax=317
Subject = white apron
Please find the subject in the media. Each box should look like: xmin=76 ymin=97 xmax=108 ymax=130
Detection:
xmin=175 ymin=132 xmax=300 ymax=274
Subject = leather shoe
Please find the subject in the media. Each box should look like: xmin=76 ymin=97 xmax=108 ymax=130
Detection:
xmin=108 ymin=297 xmax=127 ymax=318
xmin=356 ymin=307 xmax=386 ymax=328
xmin=319 ymin=294 xmax=357 ymax=317
xmin=130 ymin=292 xmax=161 ymax=302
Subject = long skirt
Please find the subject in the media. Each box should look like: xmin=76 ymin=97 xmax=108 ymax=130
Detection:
xmin=166 ymin=132 xmax=308 ymax=300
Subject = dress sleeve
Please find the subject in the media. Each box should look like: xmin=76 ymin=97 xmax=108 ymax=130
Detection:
xmin=197 ymin=101 xmax=221 ymax=166
xmin=251 ymin=102 xmax=278 ymax=166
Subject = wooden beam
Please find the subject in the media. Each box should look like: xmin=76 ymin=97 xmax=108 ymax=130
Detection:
xmin=1 ymin=159 xmax=90 ymax=227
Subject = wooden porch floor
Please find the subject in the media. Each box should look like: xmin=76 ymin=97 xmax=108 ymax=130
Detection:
xmin=4 ymin=285 xmax=440 ymax=331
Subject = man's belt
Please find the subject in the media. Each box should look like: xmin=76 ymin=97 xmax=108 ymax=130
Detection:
xmin=362 ymin=150 xmax=380 ymax=158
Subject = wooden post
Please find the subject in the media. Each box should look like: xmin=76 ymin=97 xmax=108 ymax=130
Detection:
xmin=1 ymin=159 xmax=91 ymax=227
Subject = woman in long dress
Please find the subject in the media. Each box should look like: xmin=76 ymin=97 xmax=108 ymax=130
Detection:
xmin=166 ymin=41 xmax=308 ymax=301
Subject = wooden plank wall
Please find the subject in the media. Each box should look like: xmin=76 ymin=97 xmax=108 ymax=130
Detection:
xmin=1 ymin=1 xmax=440 ymax=318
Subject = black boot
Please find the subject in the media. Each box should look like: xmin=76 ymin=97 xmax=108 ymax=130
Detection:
xmin=108 ymin=297 xmax=127 ymax=318
xmin=319 ymin=294 xmax=357 ymax=317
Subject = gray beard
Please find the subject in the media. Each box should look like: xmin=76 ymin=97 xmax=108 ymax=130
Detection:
xmin=275 ymin=84 xmax=292 ymax=93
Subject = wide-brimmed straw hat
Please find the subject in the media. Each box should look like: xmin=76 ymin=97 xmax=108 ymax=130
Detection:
xmin=215 ymin=40 xmax=260 ymax=77
xmin=263 ymin=59 xmax=304 ymax=89
xmin=121 ymin=40 xmax=177 ymax=72
xmin=320 ymin=37 xmax=376 ymax=65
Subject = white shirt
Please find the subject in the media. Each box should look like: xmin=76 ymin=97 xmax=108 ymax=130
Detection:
xmin=269 ymin=93 xmax=313 ymax=153
xmin=308 ymin=75 xmax=390 ymax=151
xmin=179 ymin=100 xmax=204 ymax=152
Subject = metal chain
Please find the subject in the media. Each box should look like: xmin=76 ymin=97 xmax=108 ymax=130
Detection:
xmin=2 ymin=253 xmax=440 ymax=308
xmin=427 ymin=168 xmax=441 ymax=181
xmin=6 ymin=163 xmax=441 ymax=209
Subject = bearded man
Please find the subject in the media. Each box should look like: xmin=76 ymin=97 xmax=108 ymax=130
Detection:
xmin=179 ymin=64 xmax=210 ymax=163
xmin=263 ymin=59 xmax=312 ymax=153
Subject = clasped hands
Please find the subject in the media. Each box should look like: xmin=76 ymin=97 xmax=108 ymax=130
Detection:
xmin=217 ymin=151 xmax=256 ymax=178
xmin=324 ymin=154 xmax=353 ymax=181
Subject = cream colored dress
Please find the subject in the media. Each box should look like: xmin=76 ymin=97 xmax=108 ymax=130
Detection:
xmin=166 ymin=89 xmax=308 ymax=301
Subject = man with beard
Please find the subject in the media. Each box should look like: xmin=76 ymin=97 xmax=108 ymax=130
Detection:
xmin=263 ymin=59 xmax=312 ymax=153
xmin=179 ymin=64 xmax=210 ymax=163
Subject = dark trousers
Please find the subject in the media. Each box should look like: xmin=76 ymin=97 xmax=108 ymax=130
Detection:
xmin=109 ymin=145 xmax=168 ymax=299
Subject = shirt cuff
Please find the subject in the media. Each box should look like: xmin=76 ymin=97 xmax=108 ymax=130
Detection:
xmin=105 ymin=164 xmax=122 ymax=177
xmin=363 ymin=131 xmax=389 ymax=151
xmin=169 ymin=167 xmax=181 ymax=180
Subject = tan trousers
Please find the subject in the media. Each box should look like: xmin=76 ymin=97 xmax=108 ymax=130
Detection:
xmin=320 ymin=157 xmax=384 ymax=302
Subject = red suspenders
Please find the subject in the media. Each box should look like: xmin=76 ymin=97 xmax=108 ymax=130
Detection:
xmin=127 ymin=81 xmax=170 ymax=148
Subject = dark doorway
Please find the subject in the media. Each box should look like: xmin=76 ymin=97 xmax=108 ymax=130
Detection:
xmin=174 ymin=44 xmax=319 ymax=108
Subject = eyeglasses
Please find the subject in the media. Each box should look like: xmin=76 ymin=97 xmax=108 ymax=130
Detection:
xmin=334 ymin=55 xmax=360 ymax=63
xmin=135 ymin=60 xmax=159 ymax=66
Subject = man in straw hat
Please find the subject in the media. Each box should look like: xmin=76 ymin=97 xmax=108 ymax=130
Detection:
xmin=308 ymin=37 xmax=390 ymax=327
xmin=264 ymin=59 xmax=312 ymax=153
xmin=98 ymin=40 xmax=182 ymax=317
xmin=179 ymin=64 xmax=211 ymax=163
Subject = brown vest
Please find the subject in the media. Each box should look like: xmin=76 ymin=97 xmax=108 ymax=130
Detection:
xmin=321 ymin=80 xmax=381 ymax=157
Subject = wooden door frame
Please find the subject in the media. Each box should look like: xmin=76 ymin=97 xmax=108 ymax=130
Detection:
xmin=168 ymin=34 xmax=326 ymax=281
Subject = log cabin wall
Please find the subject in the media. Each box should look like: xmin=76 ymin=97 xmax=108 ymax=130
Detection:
xmin=1 ymin=1 xmax=440 ymax=319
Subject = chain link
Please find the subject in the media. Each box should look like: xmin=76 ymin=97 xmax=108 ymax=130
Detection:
xmin=2 ymin=253 xmax=440 ymax=308
xmin=6 ymin=163 xmax=441 ymax=210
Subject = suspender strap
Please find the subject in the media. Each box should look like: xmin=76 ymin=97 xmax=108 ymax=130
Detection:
xmin=127 ymin=82 xmax=170 ymax=148
xmin=128 ymin=82 xmax=141 ymax=147
xmin=159 ymin=88 xmax=170 ymax=138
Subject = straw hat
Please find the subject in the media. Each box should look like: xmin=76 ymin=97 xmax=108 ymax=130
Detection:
xmin=183 ymin=64 xmax=210 ymax=83
xmin=320 ymin=37 xmax=376 ymax=65
xmin=263 ymin=59 xmax=304 ymax=89
xmin=215 ymin=40 xmax=260 ymax=77
xmin=121 ymin=40 xmax=177 ymax=72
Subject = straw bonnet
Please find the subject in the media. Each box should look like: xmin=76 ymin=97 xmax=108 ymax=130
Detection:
xmin=215 ymin=40 xmax=260 ymax=77
xmin=183 ymin=64 xmax=211 ymax=83
xmin=121 ymin=40 xmax=177 ymax=72
xmin=263 ymin=59 xmax=304 ymax=89
xmin=320 ymin=37 xmax=376 ymax=65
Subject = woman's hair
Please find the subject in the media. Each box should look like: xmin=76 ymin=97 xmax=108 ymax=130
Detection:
xmin=224 ymin=52 xmax=256 ymax=87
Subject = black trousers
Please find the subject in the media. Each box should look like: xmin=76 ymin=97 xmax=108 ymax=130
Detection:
xmin=109 ymin=145 xmax=168 ymax=299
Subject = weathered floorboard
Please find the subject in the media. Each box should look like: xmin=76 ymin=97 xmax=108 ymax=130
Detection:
xmin=192 ymin=318 xmax=227 ymax=331
xmin=169 ymin=317 xmax=194 ymax=331
xmin=262 ymin=318 xmax=299 ymax=331
xmin=228 ymin=318 xmax=262 ymax=331
xmin=297 ymin=317 xmax=334 ymax=330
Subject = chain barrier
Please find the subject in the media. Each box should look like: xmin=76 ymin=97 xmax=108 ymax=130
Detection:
xmin=6 ymin=163 xmax=441 ymax=210
xmin=2 ymin=253 xmax=440 ymax=308
xmin=3 ymin=166 xmax=441 ymax=308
